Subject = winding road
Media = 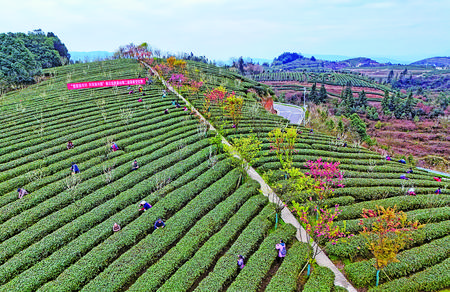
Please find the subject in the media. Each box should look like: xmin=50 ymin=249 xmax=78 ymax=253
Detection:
xmin=273 ymin=102 xmax=305 ymax=125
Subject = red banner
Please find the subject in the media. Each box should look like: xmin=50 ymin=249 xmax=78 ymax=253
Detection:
xmin=67 ymin=78 xmax=147 ymax=90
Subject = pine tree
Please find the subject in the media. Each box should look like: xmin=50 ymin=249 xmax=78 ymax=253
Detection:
xmin=345 ymin=85 xmax=355 ymax=109
xmin=319 ymin=84 xmax=327 ymax=104
xmin=359 ymin=90 xmax=367 ymax=108
xmin=381 ymin=90 xmax=390 ymax=112
xmin=387 ymin=70 xmax=394 ymax=83
xmin=393 ymin=94 xmax=403 ymax=119
xmin=404 ymin=92 xmax=414 ymax=118
xmin=310 ymin=83 xmax=318 ymax=104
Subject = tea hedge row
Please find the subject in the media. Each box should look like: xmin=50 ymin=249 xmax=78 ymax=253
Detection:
xmin=302 ymin=266 xmax=335 ymax=292
xmin=192 ymin=206 xmax=274 ymax=292
xmin=2 ymin=155 xmax=227 ymax=291
xmin=226 ymin=223 xmax=297 ymax=292
xmin=84 ymin=178 xmax=261 ymax=291
xmin=265 ymin=241 xmax=310 ymax=292
xmin=327 ymin=219 xmax=450 ymax=260
xmin=6 ymin=162 xmax=235 ymax=291
xmin=368 ymin=257 xmax=450 ymax=292
xmin=344 ymin=234 xmax=450 ymax=287
xmin=136 ymin=193 xmax=268 ymax=292
xmin=0 ymin=147 xmax=215 ymax=279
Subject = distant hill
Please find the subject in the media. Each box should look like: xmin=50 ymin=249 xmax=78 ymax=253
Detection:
xmin=268 ymin=52 xmax=386 ymax=70
xmin=410 ymin=57 xmax=450 ymax=68
xmin=338 ymin=57 xmax=381 ymax=67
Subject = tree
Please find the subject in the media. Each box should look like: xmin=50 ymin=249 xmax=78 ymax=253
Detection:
xmin=344 ymin=85 xmax=355 ymax=111
xmin=47 ymin=32 xmax=70 ymax=61
xmin=350 ymin=113 xmax=368 ymax=140
xmin=404 ymin=92 xmax=414 ymax=117
xmin=358 ymin=90 xmax=367 ymax=108
xmin=387 ymin=70 xmax=394 ymax=83
xmin=310 ymin=56 xmax=316 ymax=61
xmin=381 ymin=90 xmax=390 ymax=113
xmin=309 ymin=83 xmax=318 ymax=104
xmin=293 ymin=202 xmax=351 ymax=275
xmin=223 ymin=94 xmax=244 ymax=128
xmin=227 ymin=135 xmax=262 ymax=180
xmin=360 ymin=206 xmax=423 ymax=286
xmin=237 ymin=57 xmax=245 ymax=74
xmin=318 ymin=84 xmax=327 ymax=104
xmin=268 ymin=127 xmax=297 ymax=170
xmin=305 ymin=158 xmax=344 ymax=206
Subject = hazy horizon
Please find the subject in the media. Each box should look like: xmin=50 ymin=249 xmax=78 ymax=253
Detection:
xmin=2 ymin=0 xmax=449 ymax=64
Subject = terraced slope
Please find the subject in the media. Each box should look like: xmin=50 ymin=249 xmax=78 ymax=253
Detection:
xmin=0 ymin=59 xmax=315 ymax=291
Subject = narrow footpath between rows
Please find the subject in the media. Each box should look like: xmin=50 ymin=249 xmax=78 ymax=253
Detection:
xmin=145 ymin=62 xmax=357 ymax=292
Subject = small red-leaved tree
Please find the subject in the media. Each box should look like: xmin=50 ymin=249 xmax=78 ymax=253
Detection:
xmin=203 ymin=86 xmax=229 ymax=118
xmin=293 ymin=201 xmax=352 ymax=275
xmin=305 ymin=158 xmax=344 ymax=207
xmin=223 ymin=93 xmax=243 ymax=129
xmin=359 ymin=206 xmax=423 ymax=286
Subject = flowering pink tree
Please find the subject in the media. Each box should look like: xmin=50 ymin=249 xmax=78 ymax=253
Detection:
xmin=305 ymin=158 xmax=344 ymax=206
xmin=188 ymin=80 xmax=203 ymax=98
xmin=293 ymin=201 xmax=352 ymax=275
xmin=169 ymin=73 xmax=187 ymax=91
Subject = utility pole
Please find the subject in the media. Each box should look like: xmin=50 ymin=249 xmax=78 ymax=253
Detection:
xmin=303 ymin=87 xmax=307 ymax=125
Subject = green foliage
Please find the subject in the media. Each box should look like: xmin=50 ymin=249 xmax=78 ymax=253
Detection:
xmin=360 ymin=206 xmax=423 ymax=271
xmin=319 ymin=83 xmax=328 ymax=104
xmin=265 ymin=242 xmax=310 ymax=292
xmin=303 ymin=266 xmax=335 ymax=292
xmin=367 ymin=106 xmax=379 ymax=121
xmin=368 ymin=257 xmax=450 ymax=292
xmin=328 ymin=218 xmax=450 ymax=260
xmin=349 ymin=113 xmax=369 ymax=141
xmin=193 ymin=205 xmax=274 ymax=292
xmin=230 ymin=134 xmax=262 ymax=172
xmin=86 ymin=180 xmax=263 ymax=292
xmin=0 ymin=30 xmax=69 ymax=90
xmin=345 ymin=234 xmax=450 ymax=288
xmin=310 ymin=82 xmax=319 ymax=104
xmin=227 ymin=223 xmax=297 ymax=292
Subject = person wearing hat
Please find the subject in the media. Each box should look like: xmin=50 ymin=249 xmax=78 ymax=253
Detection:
xmin=113 ymin=223 xmax=121 ymax=232
xmin=154 ymin=218 xmax=165 ymax=230
xmin=139 ymin=201 xmax=152 ymax=212
xmin=17 ymin=188 xmax=29 ymax=199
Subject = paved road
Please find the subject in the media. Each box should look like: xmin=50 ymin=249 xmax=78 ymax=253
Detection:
xmin=273 ymin=103 xmax=305 ymax=125
xmin=417 ymin=167 xmax=450 ymax=178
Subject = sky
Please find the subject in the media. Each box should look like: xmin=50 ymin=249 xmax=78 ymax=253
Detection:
xmin=1 ymin=0 xmax=449 ymax=64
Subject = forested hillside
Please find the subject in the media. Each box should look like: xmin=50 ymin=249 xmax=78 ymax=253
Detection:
xmin=0 ymin=29 xmax=69 ymax=93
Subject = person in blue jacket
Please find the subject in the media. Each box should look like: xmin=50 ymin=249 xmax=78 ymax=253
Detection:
xmin=154 ymin=218 xmax=165 ymax=230
xmin=435 ymin=187 xmax=442 ymax=194
xmin=71 ymin=162 xmax=80 ymax=174
xmin=139 ymin=201 xmax=152 ymax=212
